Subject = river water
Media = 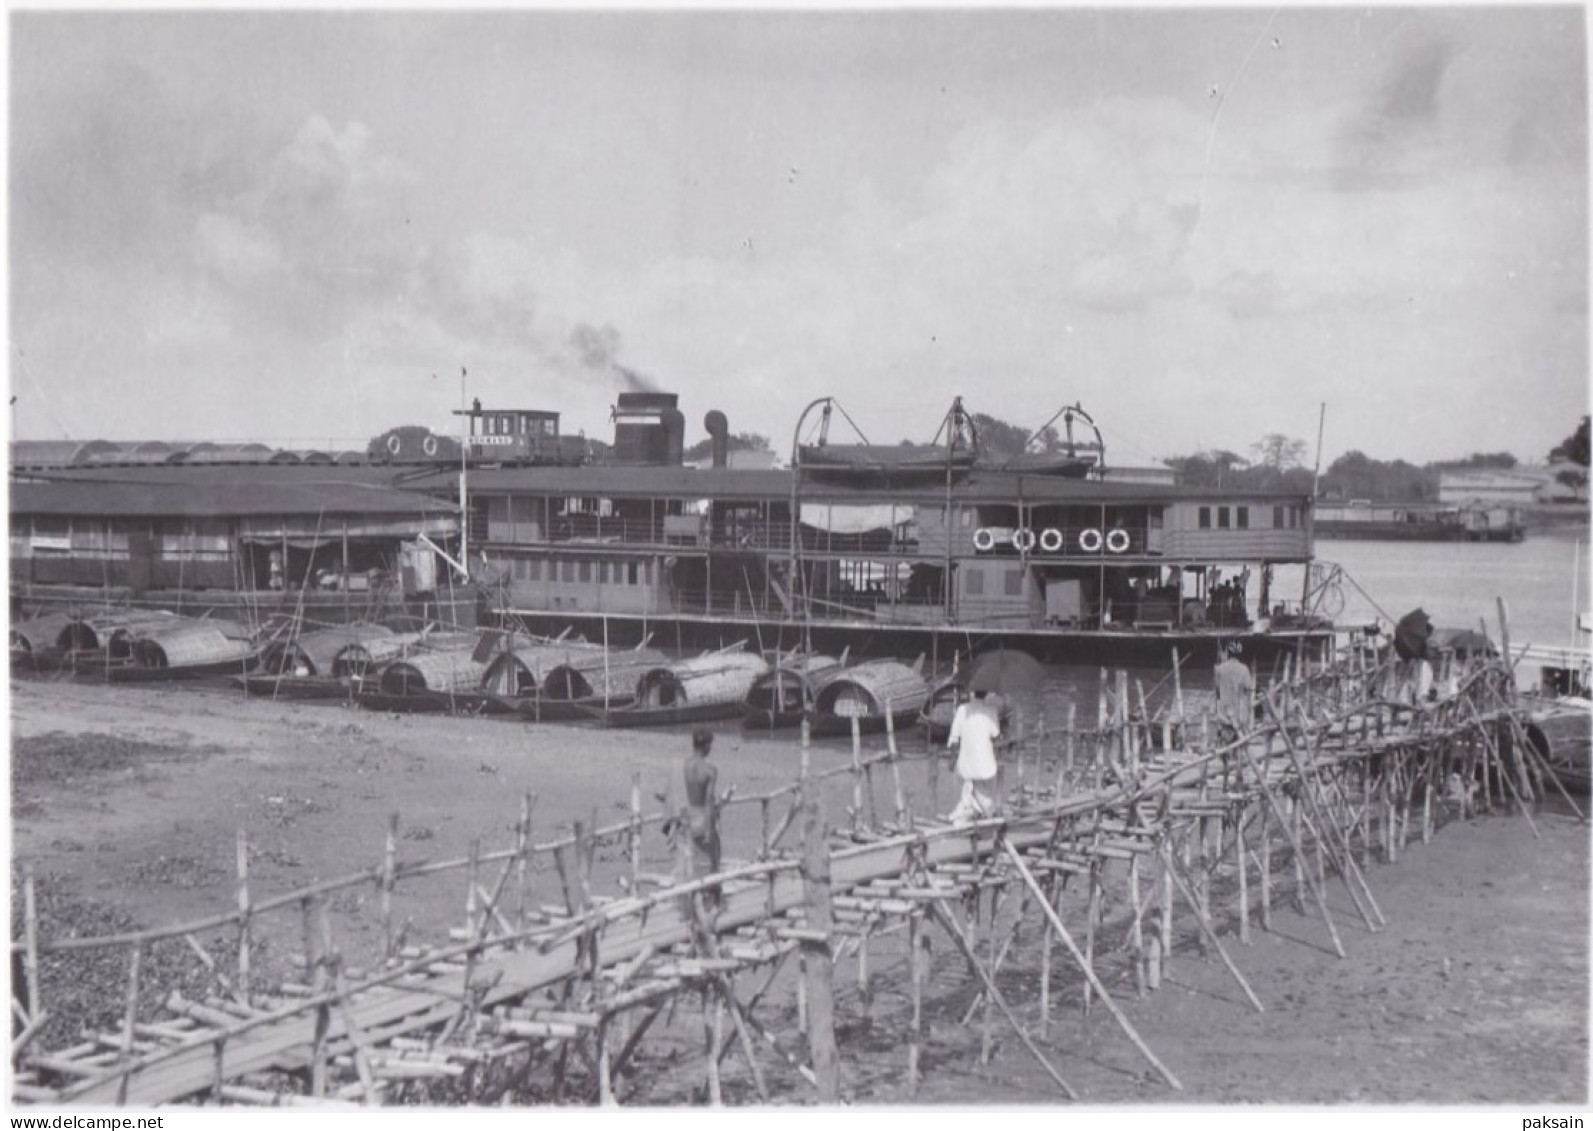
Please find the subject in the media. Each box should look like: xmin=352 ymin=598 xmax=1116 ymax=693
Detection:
xmin=839 ymin=528 xmax=1590 ymax=748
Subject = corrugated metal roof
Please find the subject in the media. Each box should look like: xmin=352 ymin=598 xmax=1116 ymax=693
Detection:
xmin=10 ymin=474 xmax=458 ymax=519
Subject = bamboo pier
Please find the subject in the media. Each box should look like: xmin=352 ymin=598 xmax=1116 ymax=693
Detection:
xmin=8 ymin=640 xmax=1578 ymax=1107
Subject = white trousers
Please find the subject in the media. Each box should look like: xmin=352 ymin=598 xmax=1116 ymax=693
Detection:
xmin=949 ymin=778 xmax=995 ymax=824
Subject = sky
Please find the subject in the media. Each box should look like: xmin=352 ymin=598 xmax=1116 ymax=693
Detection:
xmin=6 ymin=5 xmax=1590 ymax=469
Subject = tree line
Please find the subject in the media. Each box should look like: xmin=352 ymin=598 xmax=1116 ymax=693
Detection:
xmin=1165 ymin=416 xmax=1589 ymax=501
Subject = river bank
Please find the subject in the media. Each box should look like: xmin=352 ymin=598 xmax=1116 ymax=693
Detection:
xmin=8 ymin=676 xmax=1587 ymax=1104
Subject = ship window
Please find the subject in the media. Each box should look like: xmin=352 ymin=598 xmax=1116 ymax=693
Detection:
xmin=1004 ymin=569 xmax=1022 ymax=597
xmin=579 ymin=560 xmax=592 ymax=583
xmin=628 ymin=561 xmax=640 ymax=585
xmin=1237 ymin=506 xmax=1249 ymax=529
xmin=528 ymin=560 xmax=540 ymax=581
xmin=1273 ymin=505 xmax=1284 ymax=528
xmin=962 ymin=509 xmax=974 ymax=528
xmin=966 ymin=569 xmax=985 ymax=596
xmin=1198 ymin=507 xmax=1211 ymax=529
xmin=1217 ymin=507 xmax=1231 ymax=529
xmin=561 ymin=560 xmax=575 ymax=582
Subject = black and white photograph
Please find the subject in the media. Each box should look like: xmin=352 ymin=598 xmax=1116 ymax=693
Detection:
xmin=6 ymin=3 xmax=1590 ymax=1116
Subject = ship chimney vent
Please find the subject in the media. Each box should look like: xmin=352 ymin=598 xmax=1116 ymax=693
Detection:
xmin=704 ymin=410 xmax=729 ymax=469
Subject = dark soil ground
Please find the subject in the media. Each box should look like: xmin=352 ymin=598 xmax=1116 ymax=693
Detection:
xmin=7 ymin=676 xmax=1589 ymax=1107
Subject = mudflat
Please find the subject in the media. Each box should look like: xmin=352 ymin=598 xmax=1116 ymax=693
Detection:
xmin=8 ymin=677 xmax=1588 ymax=1104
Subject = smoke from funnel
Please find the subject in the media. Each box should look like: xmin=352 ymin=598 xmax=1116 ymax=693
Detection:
xmin=567 ymin=322 xmax=657 ymax=393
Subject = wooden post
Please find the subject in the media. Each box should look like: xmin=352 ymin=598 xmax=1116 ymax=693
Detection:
xmin=1002 ymin=841 xmax=1182 ymax=1091
xmin=907 ymin=911 xmax=925 ymax=1093
xmin=850 ymin=716 xmax=864 ymax=834
xmin=1083 ymin=857 xmax=1101 ymax=1016
xmin=1039 ymin=873 xmax=1061 ymax=1034
xmin=1064 ymin=703 xmax=1077 ymax=791
xmin=302 ymin=896 xmax=329 ymax=1097
xmin=381 ymin=813 xmax=398 ymax=961
xmin=980 ymin=884 xmax=1002 ymax=1064
xmin=22 ymin=866 xmax=41 ymax=1025
xmin=630 ymin=773 xmax=643 ymax=888
xmin=1128 ymin=850 xmax=1146 ymax=997
xmin=1235 ymin=810 xmax=1251 ymax=945
xmin=235 ymin=828 xmax=251 ymax=1006
xmin=799 ymin=799 xmax=840 ymax=1103
xmin=119 ymin=943 xmax=142 ymax=1068
xmin=517 ymin=792 xmax=534 ymax=933
xmin=926 ymin=898 xmax=1080 ymax=1100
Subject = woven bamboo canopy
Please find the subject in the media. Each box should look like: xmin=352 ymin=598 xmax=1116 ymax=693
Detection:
xmin=745 ymin=653 xmax=844 ymax=716
xmin=814 ymin=659 xmax=930 ymax=720
xmin=542 ymin=647 xmax=670 ymax=702
xmin=129 ymin=621 xmax=255 ymax=670
xmin=481 ymin=642 xmax=607 ymax=698
xmin=259 ymin=624 xmax=394 ymax=677
xmin=376 ymin=648 xmax=490 ymax=696
xmin=634 ymin=651 xmax=770 ymax=708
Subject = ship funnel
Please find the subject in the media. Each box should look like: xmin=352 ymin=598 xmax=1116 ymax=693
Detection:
xmin=704 ymin=410 xmax=729 ymax=469
xmin=612 ymin=391 xmax=682 ymax=465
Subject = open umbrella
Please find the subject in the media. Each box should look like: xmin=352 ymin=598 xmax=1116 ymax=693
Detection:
xmin=1393 ymin=608 xmax=1435 ymax=662
xmin=966 ymin=648 xmax=1045 ymax=696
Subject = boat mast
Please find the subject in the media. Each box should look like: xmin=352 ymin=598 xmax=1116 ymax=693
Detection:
xmin=459 ymin=368 xmax=470 ymax=584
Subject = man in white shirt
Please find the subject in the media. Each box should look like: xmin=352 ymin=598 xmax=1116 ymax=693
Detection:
xmin=947 ymin=690 xmax=1001 ymax=823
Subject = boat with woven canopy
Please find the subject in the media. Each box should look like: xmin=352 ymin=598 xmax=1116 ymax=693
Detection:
xmin=742 ymin=650 xmax=845 ymax=730
xmin=592 ymin=647 xmax=768 ymax=728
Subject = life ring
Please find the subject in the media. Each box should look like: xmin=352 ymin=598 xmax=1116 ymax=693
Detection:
xmin=422 ymin=435 xmax=439 ymax=457
xmin=386 ymin=434 xmax=401 ymax=457
xmin=1011 ymin=528 xmax=1036 ymax=553
xmin=1078 ymin=528 xmax=1103 ymax=554
xmin=1039 ymin=527 xmax=1064 ymax=553
xmin=972 ymin=528 xmax=996 ymax=552
xmin=1106 ymin=528 xmax=1131 ymax=554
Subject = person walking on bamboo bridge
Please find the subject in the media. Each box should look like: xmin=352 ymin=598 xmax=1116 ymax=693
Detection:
xmin=1214 ymin=642 xmax=1255 ymax=738
xmin=947 ymin=690 xmax=1001 ymax=824
xmin=683 ymin=727 xmax=723 ymax=879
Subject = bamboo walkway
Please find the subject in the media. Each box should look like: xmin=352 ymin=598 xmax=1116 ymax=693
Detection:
xmin=10 ymin=637 xmax=1578 ymax=1107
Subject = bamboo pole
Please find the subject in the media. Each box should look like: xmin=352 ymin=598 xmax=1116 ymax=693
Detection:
xmin=1233 ymin=741 xmax=1346 ymax=958
xmin=23 ymin=866 xmax=41 ymax=1025
xmin=1158 ymin=843 xmax=1264 ymax=1013
xmin=796 ymin=795 xmax=839 ymax=1101
xmin=925 ymin=899 xmax=1078 ymax=1101
xmin=235 ymin=829 xmax=251 ymax=1007
xmin=850 ymin=717 xmax=864 ymax=834
xmin=115 ymin=943 xmax=142 ymax=1105
xmin=381 ymin=814 xmax=398 ymax=962
xmin=908 ymin=911 xmax=925 ymax=1093
xmin=1001 ymin=840 xmax=1181 ymax=1091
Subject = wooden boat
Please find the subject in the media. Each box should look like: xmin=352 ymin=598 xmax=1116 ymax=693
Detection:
xmin=811 ymin=658 xmax=930 ymax=736
xmin=742 ymin=652 xmax=844 ymax=729
xmin=331 ymin=632 xmax=430 ymax=680
xmin=232 ymin=672 xmax=355 ymax=701
xmin=91 ymin=618 xmax=261 ymax=682
xmin=587 ymin=649 xmax=769 ymax=729
xmin=357 ymin=647 xmax=494 ymax=714
xmin=539 ymin=646 xmax=669 ymax=705
xmin=1522 ymin=697 xmax=1591 ymax=793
